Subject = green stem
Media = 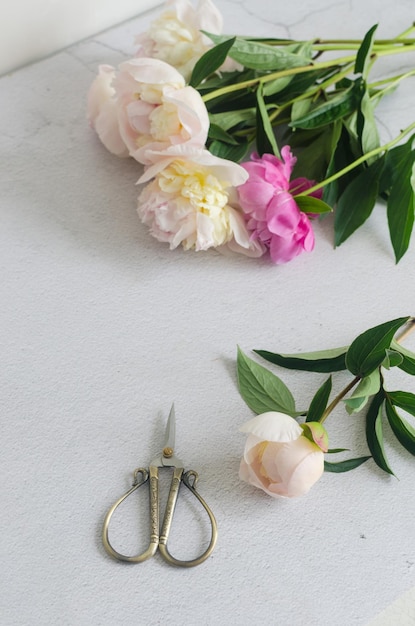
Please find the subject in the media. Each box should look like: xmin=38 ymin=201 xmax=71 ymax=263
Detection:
xmin=259 ymin=37 xmax=415 ymax=48
xmin=320 ymin=318 xmax=415 ymax=424
xmin=397 ymin=23 xmax=415 ymax=39
xmin=374 ymin=43 xmax=415 ymax=58
xmin=369 ymin=67 xmax=415 ymax=91
xmin=202 ymin=54 xmax=357 ymax=103
xmin=202 ymin=39 xmax=415 ymax=104
xmin=294 ymin=121 xmax=415 ymax=198
xmin=320 ymin=376 xmax=361 ymax=424
xmin=312 ymin=40 xmax=415 ymax=51
xmin=268 ymin=62 xmax=354 ymax=124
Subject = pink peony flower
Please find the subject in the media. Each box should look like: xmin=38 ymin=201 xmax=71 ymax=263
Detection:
xmin=239 ymin=412 xmax=327 ymax=498
xmin=237 ymin=147 xmax=322 ymax=264
xmin=137 ymin=147 xmax=264 ymax=256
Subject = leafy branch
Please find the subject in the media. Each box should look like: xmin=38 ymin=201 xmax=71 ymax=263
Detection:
xmin=237 ymin=317 xmax=415 ymax=475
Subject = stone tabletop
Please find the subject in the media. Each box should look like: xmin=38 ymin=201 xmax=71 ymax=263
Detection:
xmin=1 ymin=1 xmax=415 ymax=625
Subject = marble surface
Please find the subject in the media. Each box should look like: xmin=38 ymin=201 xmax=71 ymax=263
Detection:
xmin=1 ymin=1 xmax=415 ymax=624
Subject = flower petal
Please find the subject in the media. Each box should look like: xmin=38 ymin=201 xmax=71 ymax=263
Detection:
xmin=274 ymin=438 xmax=324 ymax=497
xmin=118 ymin=57 xmax=185 ymax=87
xmin=240 ymin=411 xmax=303 ymax=442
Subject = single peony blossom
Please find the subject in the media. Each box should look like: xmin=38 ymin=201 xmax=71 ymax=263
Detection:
xmin=239 ymin=411 xmax=327 ymax=498
xmin=137 ymin=147 xmax=264 ymax=255
xmin=114 ymin=58 xmax=210 ymax=163
xmin=238 ymin=148 xmax=322 ymax=264
xmin=135 ymin=0 xmax=239 ymax=81
xmin=87 ymin=64 xmax=129 ymax=157
xmin=88 ymin=58 xmax=210 ymax=164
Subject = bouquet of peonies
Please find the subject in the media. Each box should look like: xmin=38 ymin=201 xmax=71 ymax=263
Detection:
xmin=88 ymin=0 xmax=415 ymax=264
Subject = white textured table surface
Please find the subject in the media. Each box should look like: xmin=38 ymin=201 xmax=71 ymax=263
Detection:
xmin=1 ymin=2 xmax=415 ymax=625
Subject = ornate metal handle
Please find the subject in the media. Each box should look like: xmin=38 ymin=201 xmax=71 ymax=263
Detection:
xmin=102 ymin=467 xmax=159 ymax=563
xmin=158 ymin=468 xmax=218 ymax=568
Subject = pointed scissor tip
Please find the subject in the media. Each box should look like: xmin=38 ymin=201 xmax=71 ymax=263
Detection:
xmin=163 ymin=403 xmax=176 ymax=454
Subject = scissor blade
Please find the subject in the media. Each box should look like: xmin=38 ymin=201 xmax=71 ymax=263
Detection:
xmin=163 ymin=403 xmax=176 ymax=452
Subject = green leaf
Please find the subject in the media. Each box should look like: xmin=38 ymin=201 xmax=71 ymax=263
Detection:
xmin=306 ymin=376 xmax=332 ymax=422
xmin=379 ymin=134 xmax=415 ymax=195
xmin=290 ymin=121 xmax=342 ymax=182
xmin=381 ymin=349 xmax=403 ymax=369
xmin=346 ymin=317 xmax=410 ymax=377
xmin=334 ymin=156 xmax=384 ymax=247
xmin=344 ymin=369 xmax=381 ymax=414
xmin=322 ymin=125 xmax=364 ymax=206
xmin=385 ymin=397 xmax=415 ymax=456
xmin=208 ymin=139 xmax=250 ymax=162
xmin=355 ymin=24 xmax=378 ymax=77
xmin=277 ymin=68 xmax=334 ymax=101
xmin=254 ymin=346 xmax=348 ymax=373
xmin=327 ymin=448 xmax=350 ymax=454
xmin=365 ymin=390 xmax=395 ymax=475
xmin=390 ymin=340 xmax=415 ymax=376
xmin=256 ymin=84 xmax=280 ymax=157
xmin=189 ymin=37 xmax=236 ymax=87
xmin=262 ymin=75 xmax=293 ymax=97
xmin=209 ymin=108 xmax=256 ymax=132
xmin=291 ymin=98 xmax=313 ymax=122
xmin=204 ymin=33 xmax=311 ymax=70
xmin=289 ymin=79 xmax=364 ymax=130
xmin=237 ymin=347 xmax=298 ymax=416
xmin=387 ymin=390 xmax=415 ymax=416
xmin=344 ymin=396 xmax=370 ymax=414
xmin=387 ymin=149 xmax=415 ymax=263
xmin=208 ymin=123 xmax=239 ymax=145
xmin=349 ymin=369 xmax=381 ymax=398
xmin=294 ymin=195 xmax=333 ymax=215
xmin=324 ymin=456 xmax=371 ymax=473
xmin=357 ymin=89 xmax=380 ymax=156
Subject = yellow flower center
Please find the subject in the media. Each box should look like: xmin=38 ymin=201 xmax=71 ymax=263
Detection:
xmin=157 ymin=160 xmax=233 ymax=249
xmin=149 ymin=102 xmax=184 ymax=141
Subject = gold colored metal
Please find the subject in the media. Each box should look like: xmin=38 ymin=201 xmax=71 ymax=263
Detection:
xmin=102 ymin=407 xmax=217 ymax=567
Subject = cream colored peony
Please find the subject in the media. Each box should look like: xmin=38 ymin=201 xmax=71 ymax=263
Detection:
xmin=239 ymin=412 xmax=327 ymax=498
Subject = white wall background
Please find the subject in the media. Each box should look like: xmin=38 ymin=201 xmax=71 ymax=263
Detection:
xmin=0 ymin=0 xmax=161 ymax=76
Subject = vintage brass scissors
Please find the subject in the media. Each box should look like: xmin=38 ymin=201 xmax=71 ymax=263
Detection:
xmin=102 ymin=405 xmax=217 ymax=567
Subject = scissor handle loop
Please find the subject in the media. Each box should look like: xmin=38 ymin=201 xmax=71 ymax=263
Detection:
xmin=102 ymin=467 xmax=159 ymax=563
xmin=158 ymin=468 xmax=218 ymax=568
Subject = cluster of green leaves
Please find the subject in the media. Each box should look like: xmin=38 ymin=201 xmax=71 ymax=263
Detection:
xmin=237 ymin=317 xmax=415 ymax=475
xmin=189 ymin=26 xmax=415 ymax=261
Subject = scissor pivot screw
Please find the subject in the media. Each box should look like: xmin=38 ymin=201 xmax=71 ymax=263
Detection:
xmin=163 ymin=447 xmax=174 ymax=458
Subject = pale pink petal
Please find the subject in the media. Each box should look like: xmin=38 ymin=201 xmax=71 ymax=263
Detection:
xmin=223 ymin=207 xmax=266 ymax=257
xmin=240 ymin=412 xmax=303 ymax=442
xmin=93 ymin=100 xmax=129 ymax=156
xmin=197 ymin=0 xmax=223 ymax=34
xmin=87 ymin=64 xmax=116 ymax=125
xmin=274 ymin=438 xmax=324 ymax=497
xmin=87 ymin=65 xmax=128 ymax=157
xmin=138 ymin=147 xmax=248 ymax=186
xmin=118 ymin=58 xmax=185 ymax=87
xmin=167 ymin=86 xmax=209 ymax=146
